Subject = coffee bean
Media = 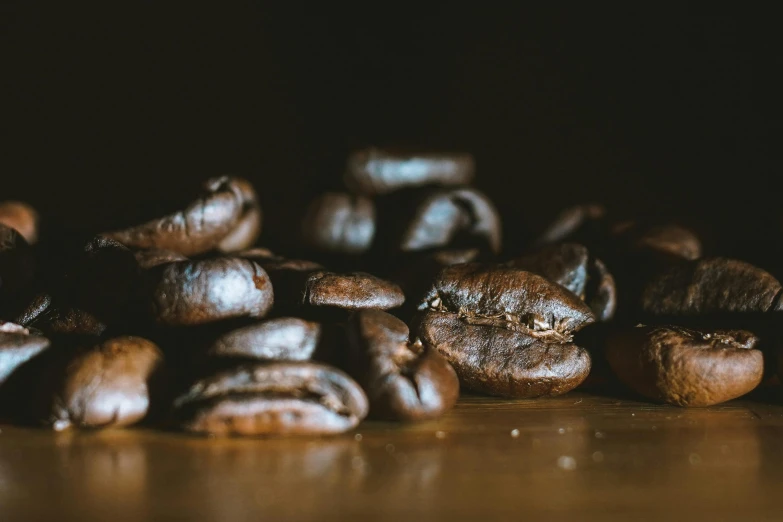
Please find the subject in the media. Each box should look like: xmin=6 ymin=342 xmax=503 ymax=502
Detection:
xmin=413 ymin=264 xmax=594 ymax=398
xmin=534 ymin=204 xmax=606 ymax=247
xmin=104 ymin=177 xmax=261 ymax=256
xmin=344 ymin=148 xmax=474 ymax=196
xmin=395 ymin=188 xmax=502 ymax=254
xmin=171 ymin=362 xmax=368 ymax=436
xmin=47 ymin=336 xmax=163 ymax=430
xmin=301 ymin=193 xmax=375 ymax=254
xmin=0 ymin=201 xmax=39 ymax=244
xmin=147 ymin=258 xmax=274 ymax=326
xmin=0 ymin=322 xmax=50 ymax=386
xmin=507 ymin=243 xmax=617 ymax=321
xmin=345 ymin=310 xmax=458 ymax=421
xmin=206 ymin=317 xmax=321 ymax=361
xmin=620 ymin=223 xmax=702 ymax=261
xmin=641 ymin=258 xmax=783 ymax=315
xmin=606 ymin=325 xmax=763 ymax=406
xmin=15 ymin=294 xmax=108 ymax=337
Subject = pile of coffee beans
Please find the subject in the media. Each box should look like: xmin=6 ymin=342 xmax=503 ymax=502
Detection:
xmin=2 ymin=149 xmax=782 ymax=436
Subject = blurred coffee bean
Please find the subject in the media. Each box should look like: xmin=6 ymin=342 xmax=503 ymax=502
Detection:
xmin=134 ymin=249 xmax=188 ymax=269
xmin=47 ymin=336 xmax=164 ymax=430
xmin=345 ymin=310 xmax=458 ymax=421
xmin=413 ymin=264 xmax=594 ymax=398
xmin=104 ymin=177 xmax=261 ymax=256
xmin=0 ymin=201 xmax=39 ymax=244
xmin=206 ymin=317 xmax=321 ymax=362
xmin=147 ymin=258 xmax=274 ymax=326
xmin=301 ymin=192 xmax=375 ymax=254
xmin=606 ymin=325 xmax=763 ymax=406
xmin=533 ymin=203 xmax=606 ymax=248
xmin=171 ymin=362 xmax=368 ymax=436
xmin=344 ymin=148 xmax=474 ymax=196
xmin=0 ymin=224 xmax=35 ymax=305
xmin=0 ymin=322 xmax=50 ymax=386
xmin=618 ymin=223 xmax=702 ymax=261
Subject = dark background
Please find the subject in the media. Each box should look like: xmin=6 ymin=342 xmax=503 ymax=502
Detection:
xmin=2 ymin=4 xmax=779 ymax=254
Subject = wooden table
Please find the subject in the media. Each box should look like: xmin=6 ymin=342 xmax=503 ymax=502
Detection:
xmin=2 ymin=392 xmax=782 ymax=521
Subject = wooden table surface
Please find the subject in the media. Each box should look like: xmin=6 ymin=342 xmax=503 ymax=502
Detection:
xmin=2 ymin=392 xmax=782 ymax=522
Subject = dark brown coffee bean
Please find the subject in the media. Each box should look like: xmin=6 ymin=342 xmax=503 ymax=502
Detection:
xmin=0 ymin=201 xmax=39 ymax=244
xmin=171 ymin=362 xmax=368 ymax=436
xmin=207 ymin=317 xmax=321 ymax=361
xmin=23 ymin=301 xmax=108 ymax=337
xmin=413 ymin=264 xmax=594 ymax=398
xmin=641 ymin=258 xmax=783 ymax=315
xmin=344 ymin=148 xmax=474 ymax=196
xmin=304 ymin=271 xmax=405 ymax=311
xmin=606 ymin=325 xmax=763 ymax=406
xmin=104 ymin=176 xmax=260 ymax=256
xmin=147 ymin=258 xmax=274 ymax=326
xmin=345 ymin=310 xmax=458 ymax=421
xmin=392 ymin=248 xmax=481 ymax=308
xmin=507 ymin=243 xmax=617 ymax=321
xmin=0 ymin=224 xmax=34 ymax=300
xmin=624 ymin=224 xmax=702 ymax=261
xmin=0 ymin=322 xmax=50 ymax=386
xmin=534 ymin=204 xmax=606 ymax=247
xmin=134 ymin=249 xmax=188 ymax=269
xmin=397 ymin=188 xmax=502 ymax=254
xmin=301 ymin=193 xmax=375 ymax=254
xmin=47 ymin=336 xmax=163 ymax=430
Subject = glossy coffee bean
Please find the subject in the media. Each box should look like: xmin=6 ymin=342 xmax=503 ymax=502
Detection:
xmin=47 ymin=337 xmax=163 ymax=430
xmin=344 ymin=148 xmax=474 ymax=196
xmin=301 ymin=192 xmax=375 ymax=254
xmin=606 ymin=325 xmax=763 ymax=406
xmin=0 ymin=201 xmax=39 ymax=244
xmin=345 ymin=310 xmax=458 ymax=421
xmin=641 ymin=258 xmax=783 ymax=315
xmin=619 ymin=223 xmax=702 ymax=261
xmin=0 ymin=322 xmax=50 ymax=386
xmin=507 ymin=243 xmax=616 ymax=321
xmin=134 ymin=249 xmax=188 ymax=269
xmin=104 ymin=176 xmax=260 ymax=256
xmin=216 ymin=178 xmax=262 ymax=253
xmin=396 ymin=187 xmax=502 ymax=254
xmin=392 ymin=248 xmax=481 ymax=309
xmin=413 ymin=264 xmax=594 ymax=398
xmin=206 ymin=317 xmax=321 ymax=361
xmin=147 ymin=258 xmax=274 ymax=326
xmin=171 ymin=362 xmax=368 ymax=436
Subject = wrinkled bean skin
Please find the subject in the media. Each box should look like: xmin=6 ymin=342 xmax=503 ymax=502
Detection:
xmin=397 ymin=188 xmax=502 ymax=254
xmin=207 ymin=317 xmax=321 ymax=361
xmin=0 ymin=322 xmax=50 ymax=385
xmin=606 ymin=325 xmax=763 ymax=407
xmin=345 ymin=310 xmax=458 ymax=421
xmin=47 ymin=337 xmax=163 ymax=430
xmin=0 ymin=201 xmax=39 ymax=244
xmin=641 ymin=258 xmax=783 ymax=315
xmin=104 ymin=177 xmax=260 ymax=256
xmin=301 ymin=193 xmax=375 ymax=254
xmin=171 ymin=362 xmax=368 ymax=436
xmin=148 ymin=258 xmax=274 ymax=326
xmin=344 ymin=148 xmax=474 ymax=196
xmin=413 ymin=264 xmax=594 ymax=398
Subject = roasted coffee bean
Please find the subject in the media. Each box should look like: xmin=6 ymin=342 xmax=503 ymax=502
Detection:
xmin=413 ymin=264 xmax=594 ymax=398
xmin=641 ymin=258 xmax=783 ymax=315
xmin=147 ymin=257 xmax=273 ymax=326
xmin=534 ymin=204 xmax=606 ymax=247
xmin=606 ymin=325 xmax=763 ymax=406
xmin=171 ymin=362 xmax=368 ymax=436
xmin=206 ymin=317 xmax=321 ymax=361
xmin=0 ymin=224 xmax=35 ymax=300
xmin=507 ymin=243 xmax=616 ymax=321
xmin=345 ymin=310 xmax=458 ymax=421
xmin=104 ymin=176 xmax=261 ymax=256
xmin=47 ymin=336 xmax=163 ymax=430
xmin=344 ymin=148 xmax=474 ymax=196
xmin=0 ymin=201 xmax=39 ymax=244
xmin=301 ymin=193 xmax=375 ymax=254
xmin=395 ymin=187 xmax=502 ymax=254
xmin=134 ymin=249 xmax=188 ymax=269
xmin=17 ymin=297 xmax=108 ymax=337
xmin=0 ymin=322 xmax=50 ymax=386
xmin=392 ymin=248 xmax=481 ymax=308
xmin=620 ymin=223 xmax=702 ymax=261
